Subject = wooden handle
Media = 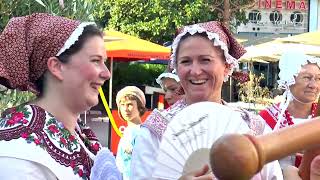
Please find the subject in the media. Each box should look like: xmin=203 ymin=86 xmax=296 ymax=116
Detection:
xmin=210 ymin=117 xmax=320 ymax=180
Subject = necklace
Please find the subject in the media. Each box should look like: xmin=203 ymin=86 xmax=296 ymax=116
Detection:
xmin=283 ymin=103 xmax=317 ymax=126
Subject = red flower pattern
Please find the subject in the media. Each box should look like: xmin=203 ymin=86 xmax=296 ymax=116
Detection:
xmin=232 ymin=71 xmax=250 ymax=83
xmin=78 ymin=169 xmax=83 ymax=177
xmin=90 ymin=142 xmax=100 ymax=152
xmin=34 ymin=138 xmax=41 ymax=145
xmin=70 ymin=161 xmax=76 ymax=168
xmin=48 ymin=125 xmax=59 ymax=133
xmin=22 ymin=119 xmax=29 ymax=124
xmin=12 ymin=112 xmax=24 ymax=123
xmin=21 ymin=132 xmax=29 ymax=139
xmin=69 ymin=135 xmax=75 ymax=141
xmin=60 ymin=137 xmax=67 ymax=145
xmin=6 ymin=119 xmax=15 ymax=125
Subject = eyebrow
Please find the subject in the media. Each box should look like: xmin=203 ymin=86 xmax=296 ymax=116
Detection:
xmin=89 ymin=55 xmax=104 ymax=59
xmin=178 ymin=55 xmax=215 ymax=60
xmin=300 ymin=73 xmax=320 ymax=76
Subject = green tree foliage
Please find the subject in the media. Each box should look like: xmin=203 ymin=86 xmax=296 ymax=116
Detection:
xmin=113 ymin=62 xmax=166 ymax=87
xmin=0 ymin=0 xmax=99 ymax=32
xmin=0 ymin=88 xmax=36 ymax=116
xmin=94 ymin=0 xmax=218 ymax=44
xmin=94 ymin=0 xmax=255 ymax=44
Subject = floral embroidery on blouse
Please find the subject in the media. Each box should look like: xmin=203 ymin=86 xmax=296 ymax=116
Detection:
xmin=0 ymin=106 xmax=31 ymax=128
xmin=0 ymin=104 xmax=95 ymax=179
xmin=45 ymin=116 xmax=79 ymax=152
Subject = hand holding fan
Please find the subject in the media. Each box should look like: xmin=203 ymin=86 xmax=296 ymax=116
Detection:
xmin=152 ymin=102 xmax=251 ymax=179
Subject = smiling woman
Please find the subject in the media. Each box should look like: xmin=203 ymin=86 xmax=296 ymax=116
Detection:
xmin=0 ymin=13 xmax=121 ymax=180
xmin=259 ymin=51 xmax=320 ymax=170
xmin=130 ymin=21 xmax=283 ymax=180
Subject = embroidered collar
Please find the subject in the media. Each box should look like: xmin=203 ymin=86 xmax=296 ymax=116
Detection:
xmin=280 ymin=103 xmax=317 ymax=128
xmin=0 ymin=104 xmax=94 ymax=179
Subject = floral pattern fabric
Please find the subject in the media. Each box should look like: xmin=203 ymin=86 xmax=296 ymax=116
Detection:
xmin=0 ymin=104 xmax=101 ymax=179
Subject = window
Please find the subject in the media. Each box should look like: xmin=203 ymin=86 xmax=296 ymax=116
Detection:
xmin=248 ymin=10 xmax=262 ymax=24
xmin=290 ymin=11 xmax=303 ymax=25
xmin=269 ymin=10 xmax=282 ymax=25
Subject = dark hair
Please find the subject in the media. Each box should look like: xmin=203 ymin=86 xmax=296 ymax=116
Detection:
xmin=120 ymin=94 xmax=147 ymax=117
xmin=35 ymin=25 xmax=103 ymax=96
xmin=175 ymin=32 xmax=225 ymax=67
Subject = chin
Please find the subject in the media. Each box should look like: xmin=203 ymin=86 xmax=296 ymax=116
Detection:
xmin=188 ymin=96 xmax=208 ymax=104
xmin=86 ymin=97 xmax=99 ymax=108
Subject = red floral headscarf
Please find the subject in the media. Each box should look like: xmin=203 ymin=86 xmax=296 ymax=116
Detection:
xmin=171 ymin=21 xmax=246 ymax=81
xmin=0 ymin=13 xmax=81 ymax=92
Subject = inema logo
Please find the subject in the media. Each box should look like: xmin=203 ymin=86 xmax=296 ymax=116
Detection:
xmin=258 ymin=0 xmax=307 ymax=10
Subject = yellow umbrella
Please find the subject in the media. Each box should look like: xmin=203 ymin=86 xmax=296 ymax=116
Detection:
xmin=240 ymin=44 xmax=279 ymax=63
xmin=105 ymin=30 xmax=170 ymax=60
xmin=275 ymin=31 xmax=320 ymax=46
xmin=241 ymin=41 xmax=320 ymax=63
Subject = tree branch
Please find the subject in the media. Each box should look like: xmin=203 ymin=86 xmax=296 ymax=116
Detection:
xmin=230 ymin=0 xmax=256 ymax=12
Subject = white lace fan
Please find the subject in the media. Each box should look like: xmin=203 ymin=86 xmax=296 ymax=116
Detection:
xmin=152 ymin=102 xmax=251 ymax=179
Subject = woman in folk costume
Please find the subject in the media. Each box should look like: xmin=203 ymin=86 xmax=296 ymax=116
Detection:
xmin=259 ymin=51 xmax=320 ymax=169
xmin=0 ymin=13 xmax=121 ymax=180
xmin=130 ymin=21 xmax=283 ymax=180
xmin=156 ymin=65 xmax=184 ymax=106
xmin=115 ymin=86 xmax=147 ymax=180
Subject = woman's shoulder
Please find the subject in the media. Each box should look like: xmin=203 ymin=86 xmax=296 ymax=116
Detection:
xmin=142 ymin=99 xmax=187 ymax=138
xmin=0 ymin=104 xmax=93 ymax=179
xmin=0 ymin=104 xmax=46 ymax=140
xmin=226 ymin=105 xmax=266 ymax=136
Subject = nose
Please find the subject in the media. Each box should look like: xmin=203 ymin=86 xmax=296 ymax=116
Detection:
xmin=100 ymin=63 xmax=111 ymax=80
xmin=190 ymin=62 xmax=202 ymax=76
xmin=125 ymin=105 xmax=131 ymax=112
xmin=165 ymin=92 xmax=172 ymax=101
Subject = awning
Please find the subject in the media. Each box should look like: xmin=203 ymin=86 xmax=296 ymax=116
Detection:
xmin=105 ymin=30 xmax=170 ymax=60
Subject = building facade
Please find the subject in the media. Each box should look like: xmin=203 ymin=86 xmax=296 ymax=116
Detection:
xmin=237 ymin=0 xmax=309 ymax=35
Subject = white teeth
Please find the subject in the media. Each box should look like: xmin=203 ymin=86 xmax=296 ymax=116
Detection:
xmin=190 ymin=80 xmax=206 ymax=84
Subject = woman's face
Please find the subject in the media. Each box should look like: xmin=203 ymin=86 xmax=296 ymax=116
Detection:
xmin=61 ymin=36 xmax=110 ymax=110
xmin=176 ymin=35 xmax=228 ymax=104
xmin=290 ymin=63 xmax=320 ymax=103
xmin=161 ymin=78 xmax=184 ymax=105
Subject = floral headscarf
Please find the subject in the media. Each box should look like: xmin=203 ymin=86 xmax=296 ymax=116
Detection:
xmin=170 ymin=21 xmax=246 ymax=81
xmin=0 ymin=13 xmax=95 ymax=93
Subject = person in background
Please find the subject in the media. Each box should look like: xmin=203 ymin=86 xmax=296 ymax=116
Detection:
xmin=130 ymin=21 xmax=283 ymax=180
xmin=156 ymin=66 xmax=184 ymax=106
xmin=0 ymin=13 xmax=120 ymax=179
xmin=259 ymin=51 xmax=320 ymax=170
xmin=115 ymin=86 xmax=147 ymax=180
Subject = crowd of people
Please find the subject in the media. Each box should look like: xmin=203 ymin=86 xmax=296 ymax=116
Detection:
xmin=0 ymin=13 xmax=320 ymax=180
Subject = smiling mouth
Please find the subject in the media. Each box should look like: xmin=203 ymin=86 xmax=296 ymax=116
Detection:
xmin=91 ymin=83 xmax=103 ymax=91
xmin=189 ymin=79 xmax=207 ymax=85
xmin=305 ymin=92 xmax=317 ymax=95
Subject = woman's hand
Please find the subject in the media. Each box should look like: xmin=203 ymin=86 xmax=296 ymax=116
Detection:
xmin=283 ymin=165 xmax=301 ymax=180
xmin=178 ymin=164 xmax=214 ymax=180
xmin=283 ymin=155 xmax=320 ymax=180
xmin=310 ymin=155 xmax=320 ymax=179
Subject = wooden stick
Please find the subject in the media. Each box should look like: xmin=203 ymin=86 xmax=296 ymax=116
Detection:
xmin=210 ymin=117 xmax=320 ymax=180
